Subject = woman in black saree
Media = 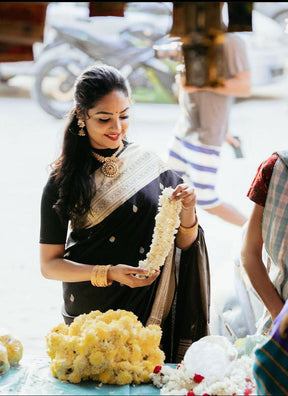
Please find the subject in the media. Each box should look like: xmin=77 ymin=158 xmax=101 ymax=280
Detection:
xmin=40 ymin=64 xmax=210 ymax=363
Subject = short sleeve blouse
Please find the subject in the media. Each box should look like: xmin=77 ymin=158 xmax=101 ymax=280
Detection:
xmin=40 ymin=146 xmax=124 ymax=244
xmin=247 ymin=153 xmax=279 ymax=207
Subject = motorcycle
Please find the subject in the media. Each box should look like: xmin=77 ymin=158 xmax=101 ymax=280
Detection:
xmin=32 ymin=4 xmax=179 ymax=119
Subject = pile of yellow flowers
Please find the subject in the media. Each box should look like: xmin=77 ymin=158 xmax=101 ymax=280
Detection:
xmin=0 ymin=331 xmax=23 ymax=375
xmin=46 ymin=309 xmax=165 ymax=384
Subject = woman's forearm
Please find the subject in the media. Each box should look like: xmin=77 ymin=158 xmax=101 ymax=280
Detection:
xmin=241 ymin=252 xmax=284 ymax=320
xmin=176 ymin=207 xmax=198 ymax=250
xmin=241 ymin=202 xmax=284 ymax=321
xmin=41 ymin=257 xmax=94 ymax=282
xmin=41 ymin=257 xmax=161 ymax=288
xmin=203 ymin=71 xmax=251 ymax=97
xmin=176 ymin=228 xmax=198 ymax=250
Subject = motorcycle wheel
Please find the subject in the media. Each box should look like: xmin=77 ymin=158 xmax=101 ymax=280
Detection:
xmin=32 ymin=51 xmax=91 ymax=119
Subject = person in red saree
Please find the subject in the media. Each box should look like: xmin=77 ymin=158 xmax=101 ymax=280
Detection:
xmin=39 ymin=64 xmax=210 ymax=363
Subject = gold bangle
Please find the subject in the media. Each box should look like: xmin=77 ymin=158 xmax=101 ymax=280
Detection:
xmin=91 ymin=265 xmax=113 ymax=287
xmin=181 ymin=203 xmax=193 ymax=210
xmin=178 ymin=217 xmax=198 ymax=235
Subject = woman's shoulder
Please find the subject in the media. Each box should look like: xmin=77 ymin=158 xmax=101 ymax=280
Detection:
xmin=42 ymin=171 xmax=59 ymax=198
xmin=254 ymin=153 xmax=279 ymax=185
xmin=247 ymin=153 xmax=279 ymax=206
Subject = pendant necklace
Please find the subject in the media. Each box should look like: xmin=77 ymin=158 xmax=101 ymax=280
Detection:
xmin=92 ymin=141 xmax=124 ymax=178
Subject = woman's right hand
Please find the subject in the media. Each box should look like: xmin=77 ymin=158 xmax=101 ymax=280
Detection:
xmin=107 ymin=264 xmax=160 ymax=288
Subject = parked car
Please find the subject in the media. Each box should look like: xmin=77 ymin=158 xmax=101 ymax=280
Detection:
xmin=237 ymin=9 xmax=288 ymax=86
xmin=221 ymin=3 xmax=288 ymax=86
xmin=253 ymin=2 xmax=288 ymax=36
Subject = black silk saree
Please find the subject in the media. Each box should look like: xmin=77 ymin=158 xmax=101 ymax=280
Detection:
xmin=44 ymin=143 xmax=211 ymax=362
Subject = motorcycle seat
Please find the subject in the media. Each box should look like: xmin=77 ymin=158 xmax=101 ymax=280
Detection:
xmin=52 ymin=24 xmax=130 ymax=52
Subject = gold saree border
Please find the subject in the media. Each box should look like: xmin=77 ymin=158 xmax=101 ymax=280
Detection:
xmin=146 ymin=246 xmax=175 ymax=327
xmin=84 ymin=144 xmax=169 ymax=228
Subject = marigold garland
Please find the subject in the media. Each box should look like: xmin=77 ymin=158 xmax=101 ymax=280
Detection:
xmin=138 ymin=187 xmax=182 ymax=276
xmin=0 ymin=331 xmax=23 ymax=375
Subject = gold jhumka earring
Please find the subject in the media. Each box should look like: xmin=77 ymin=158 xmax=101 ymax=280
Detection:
xmin=77 ymin=119 xmax=86 ymax=136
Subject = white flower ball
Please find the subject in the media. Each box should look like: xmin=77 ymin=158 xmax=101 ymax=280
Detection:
xmin=183 ymin=335 xmax=238 ymax=381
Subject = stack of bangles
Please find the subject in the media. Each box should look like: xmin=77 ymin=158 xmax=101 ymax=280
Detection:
xmin=178 ymin=215 xmax=198 ymax=235
xmin=91 ymin=265 xmax=113 ymax=287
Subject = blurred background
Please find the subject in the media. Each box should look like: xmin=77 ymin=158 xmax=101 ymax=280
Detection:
xmin=1 ymin=2 xmax=288 ymax=117
xmin=0 ymin=2 xmax=288 ymax=356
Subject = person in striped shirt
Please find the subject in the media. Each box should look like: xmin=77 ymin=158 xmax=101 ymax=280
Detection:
xmin=167 ymin=24 xmax=250 ymax=226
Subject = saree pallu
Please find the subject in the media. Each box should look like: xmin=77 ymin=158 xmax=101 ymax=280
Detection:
xmin=161 ymin=225 xmax=210 ymax=363
xmin=62 ymin=143 xmax=210 ymax=362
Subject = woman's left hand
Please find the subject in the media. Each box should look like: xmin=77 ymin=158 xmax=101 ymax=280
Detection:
xmin=171 ymin=183 xmax=196 ymax=210
xmin=172 ymin=183 xmax=198 ymax=249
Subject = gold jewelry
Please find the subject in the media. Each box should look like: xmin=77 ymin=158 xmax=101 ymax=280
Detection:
xmin=77 ymin=119 xmax=86 ymax=136
xmin=182 ymin=203 xmax=193 ymax=210
xmin=178 ymin=216 xmax=198 ymax=235
xmin=92 ymin=141 xmax=124 ymax=178
xmin=91 ymin=265 xmax=113 ymax=287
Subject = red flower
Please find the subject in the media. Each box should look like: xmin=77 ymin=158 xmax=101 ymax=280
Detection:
xmin=187 ymin=392 xmax=195 ymax=396
xmin=153 ymin=365 xmax=162 ymax=374
xmin=193 ymin=373 xmax=205 ymax=383
xmin=244 ymin=377 xmax=253 ymax=395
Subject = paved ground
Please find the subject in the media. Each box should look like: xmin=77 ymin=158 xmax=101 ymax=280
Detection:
xmin=0 ymin=75 xmax=287 ymax=358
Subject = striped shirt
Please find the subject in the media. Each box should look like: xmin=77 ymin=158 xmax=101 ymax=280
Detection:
xmin=167 ymin=33 xmax=249 ymax=208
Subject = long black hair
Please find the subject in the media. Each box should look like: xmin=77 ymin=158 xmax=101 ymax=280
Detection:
xmin=51 ymin=64 xmax=131 ymax=228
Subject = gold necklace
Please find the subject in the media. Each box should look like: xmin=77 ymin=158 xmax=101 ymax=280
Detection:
xmin=92 ymin=141 xmax=124 ymax=178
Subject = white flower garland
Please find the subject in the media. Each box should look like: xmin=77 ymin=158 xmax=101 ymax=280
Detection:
xmin=150 ymin=335 xmax=269 ymax=395
xmin=138 ymin=187 xmax=182 ymax=276
xmin=151 ymin=356 xmax=256 ymax=395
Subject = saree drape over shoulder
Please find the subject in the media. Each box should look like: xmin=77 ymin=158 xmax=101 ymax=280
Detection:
xmin=41 ymin=143 xmax=211 ymax=362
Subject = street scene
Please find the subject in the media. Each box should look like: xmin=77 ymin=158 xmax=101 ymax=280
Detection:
xmin=1 ymin=2 xmax=288 ymax=395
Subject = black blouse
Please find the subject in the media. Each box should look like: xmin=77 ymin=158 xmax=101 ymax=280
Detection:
xmin=40 ymin=144 xmax=125 ymax=244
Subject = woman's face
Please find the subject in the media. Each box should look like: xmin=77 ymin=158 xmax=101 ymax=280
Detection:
xmin=84 ymin=89 xmax=130 ymax=149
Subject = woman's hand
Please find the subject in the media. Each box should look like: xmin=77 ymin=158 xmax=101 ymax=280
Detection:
xmin=172 ymin=183 xmax=198 ymax=250
xmin=107 ymin=264 xmax=160 ymax=288
xmin=171 ymin=183 xmax=196 ymax=211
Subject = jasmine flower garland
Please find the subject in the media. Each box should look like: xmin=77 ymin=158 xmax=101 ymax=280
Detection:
xmin=138 ymin=187 xmax=182 ymax=276
xmin=150 ymin=356 xmax=256 ymax=395
xmin=150 ymin=335 xmax=262 ymax=395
